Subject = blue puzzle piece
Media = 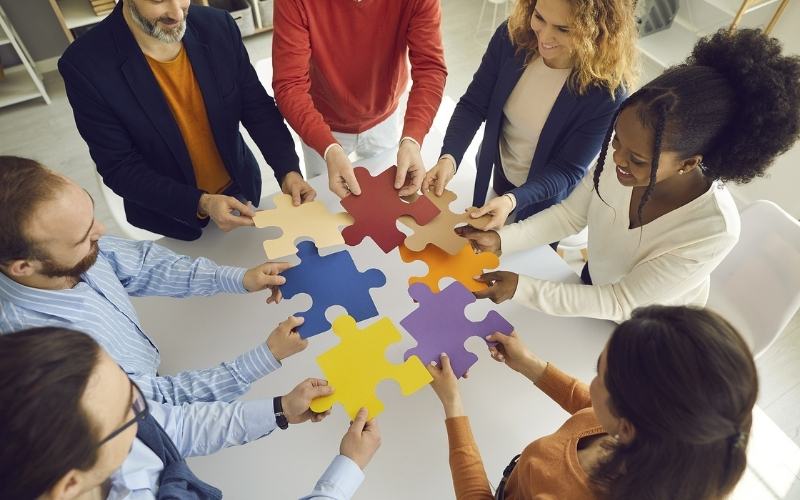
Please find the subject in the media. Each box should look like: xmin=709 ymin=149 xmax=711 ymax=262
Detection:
xmin=281 ymin=241 xmax=387 ymax=338
xmin=400 ymin=281 xmax=514 ymax=378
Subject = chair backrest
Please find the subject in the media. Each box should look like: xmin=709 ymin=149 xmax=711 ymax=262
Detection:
xmin=94 ymin=169 xmax=162 ymax=242
xmin=705 ymin=200 xmax=800 ymax=358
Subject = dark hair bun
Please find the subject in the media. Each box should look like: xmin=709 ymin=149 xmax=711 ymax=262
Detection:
xmin=689 ymin=29 xmax=800 ymax=183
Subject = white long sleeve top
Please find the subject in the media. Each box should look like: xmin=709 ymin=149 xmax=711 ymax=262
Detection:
xmin=498 ymin=157 xmax=740 ymax=322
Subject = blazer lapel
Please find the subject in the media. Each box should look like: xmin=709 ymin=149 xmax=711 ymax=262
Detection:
xmin=183 ymin=29 xmax=232 ymax=166
xmin=528 ymin=84 xmax=579 ymax=176
xmin=111 ymin=6 xmax=196 ymax=183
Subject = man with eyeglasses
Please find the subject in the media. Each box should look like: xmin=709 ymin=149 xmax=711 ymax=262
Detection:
xmin=0 ymin=156 xmax=307 ymax=405
xmin=0 ymin=327 xmax=380 ymax=499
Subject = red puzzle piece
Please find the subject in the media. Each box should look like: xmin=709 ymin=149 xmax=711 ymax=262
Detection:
xmin=341 ymin=166 xmax=440 ymax=253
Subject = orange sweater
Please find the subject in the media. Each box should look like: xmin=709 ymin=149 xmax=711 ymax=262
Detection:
xmin=272 ymin=0 xmax=447 ymax=156
xmin=146 ymin=47 xmax=232 ymax=198
xmin=446 ymin=364 xmax=605 ymax=500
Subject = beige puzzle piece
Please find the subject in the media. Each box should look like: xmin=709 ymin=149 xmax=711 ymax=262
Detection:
xmin=253 ymin=194 xmax=354 ymax=259
xmin=399 ymin=189 xmax=492 ymax=255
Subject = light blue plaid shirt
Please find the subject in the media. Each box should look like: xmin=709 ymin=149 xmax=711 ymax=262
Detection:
xmin=0 ymin=235 xmax=281 ymax=404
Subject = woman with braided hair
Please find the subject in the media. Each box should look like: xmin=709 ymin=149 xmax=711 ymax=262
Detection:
xmin=456 ymin=27 xmax=800 ymax=322
xmin=428 ymin=305 xmax=759 ymax=499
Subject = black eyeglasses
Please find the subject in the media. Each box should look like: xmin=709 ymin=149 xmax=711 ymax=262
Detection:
xmin=95 ymin=379 xmax=149 ymax=448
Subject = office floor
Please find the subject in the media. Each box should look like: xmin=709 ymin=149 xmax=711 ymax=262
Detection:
xmin=0 ymin=0 xmax=798 ymax=496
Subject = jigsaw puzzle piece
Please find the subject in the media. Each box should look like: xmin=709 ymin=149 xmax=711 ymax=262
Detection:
xmin=280 ymin=242 xmax=386 ymax=338
xmin=398 ymin=242 xmax=500 ymax=292
xmin=400 ymin=282 xmax=514 ymax=378
xmin=340 ymin=166 xmax=440 ymax=253
xmin=399 ymin=189 xmax=492 ymax=255
xmin=310 ymin=315 xmax=433 ymax=419
xmin=253 ymin=194 xmax=354 ymax=259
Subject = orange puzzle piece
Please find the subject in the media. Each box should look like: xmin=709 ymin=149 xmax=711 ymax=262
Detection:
xmin=399 ymin=189 xmax=491 ymax=255
xmin=398 ymin=242 xmax=500 ymax=292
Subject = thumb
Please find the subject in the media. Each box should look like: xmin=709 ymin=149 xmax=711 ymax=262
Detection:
xmin=231 ymin=198 xmax=255 ymax=217
xmin=472 ymin=204 xmax=492 ymax=218
xmin=394 ymin=164 xmax=408 ymax=189
xmin=350 ymin=407 xmax=369 ymax=432
xmin=486 ymin=331 xmax=513 ymax=344
xmin=343 ymin=168 xmax=361 ymax=196
xmin=308 ymin=384 xmax=335 ymax=399
xmin=291 ymin=186 xmax=302 ymax=206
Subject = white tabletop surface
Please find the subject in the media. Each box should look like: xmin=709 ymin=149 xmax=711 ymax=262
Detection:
xmin=131 ymin=133 xmax=615 ymax=499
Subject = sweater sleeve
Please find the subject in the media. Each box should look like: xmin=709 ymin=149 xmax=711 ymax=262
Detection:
xmin=499 ymin=165 xmax=595 ymax=253
xmin=272 ymin=0 xmax=336 ymax=156
xmin=534 ymin=363 xmax=592 ymax=415
xmin=402 ymin=0 xmax=447 ymax=145
xmin=510 ymin=228 xmax=737 ymax=321
xmin=445 ymin=416 xmax=495 ymax=500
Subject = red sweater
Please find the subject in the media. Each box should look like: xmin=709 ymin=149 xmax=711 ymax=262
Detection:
xmin=272 ymin=0 xmax=447 ymax=156
xmin=446 ymin=364 xmax=605 ymax=499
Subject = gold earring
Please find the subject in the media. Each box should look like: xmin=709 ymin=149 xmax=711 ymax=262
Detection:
xmin=678 ymin=169 xmax=684 ymax=175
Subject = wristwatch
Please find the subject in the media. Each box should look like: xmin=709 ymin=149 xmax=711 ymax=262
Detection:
xmin=273 ymin=397 xmax=289 ymax=430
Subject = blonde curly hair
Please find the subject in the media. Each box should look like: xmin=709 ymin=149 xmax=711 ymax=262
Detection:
xmin=507 ymin=0 xmax=640 ymax=96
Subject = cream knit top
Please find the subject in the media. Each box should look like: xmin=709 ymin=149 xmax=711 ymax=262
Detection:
xmin=498 ymin=156 xmax=740 ymax=322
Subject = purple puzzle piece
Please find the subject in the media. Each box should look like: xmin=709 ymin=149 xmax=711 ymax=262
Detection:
xmin=400 ymin=281 xmax=514 ymax=378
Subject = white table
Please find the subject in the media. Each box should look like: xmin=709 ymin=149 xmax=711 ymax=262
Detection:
xmin=131 ymin=134 xmax=614 ymax=499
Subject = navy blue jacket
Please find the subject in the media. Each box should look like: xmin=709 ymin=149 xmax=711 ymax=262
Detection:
xmin=136 ymin=414 xmax=222 ymax=500
xmin=59 ymin=3 xmax=300 ymax=240
xmin=441 ymin=22 xmax=625 ymax=221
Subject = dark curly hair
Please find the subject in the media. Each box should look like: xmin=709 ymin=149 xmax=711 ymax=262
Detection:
xmin=591 ymin=306 xmax=758 ymax=500
xmin=592 ymin=28 xmax=800 ymax=225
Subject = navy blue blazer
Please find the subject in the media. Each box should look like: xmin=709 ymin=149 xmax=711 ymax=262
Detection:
xmin=59 ymin=3 xmax=300 ymax=241
xmin=441 ymin=22 xmax=625 ymax=221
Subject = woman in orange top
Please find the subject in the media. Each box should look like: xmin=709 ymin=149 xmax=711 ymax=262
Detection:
xmin=427 ymin=305 xmax=758 ymax=499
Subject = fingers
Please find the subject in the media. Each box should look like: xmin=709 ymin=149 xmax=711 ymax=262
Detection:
xmin=259 ymin=261 xmax=293 ymax=273
xmin=350 ymin=407 xmax=369 ymax=432
xmin=228 ymin=197 xmax=256 ymax=217
xmin=394 ymin=164 xmax=409 ymax=190
xmin=341 ymin=168 xmax=361 ymax=196
xmin=290 ymin=184 xmax=302 ymax=206
xmin=435 ymin=173 xmax=447 ymax=197
xmin=483 ymin=213 xmax=506 ymax=231
xmin=421 ymin=173 xmax=433 ymax=194
xmin=330 ymin=178 xmax=352 ymax=199
xmin=278 ymin=315 xmax=304 ymax=332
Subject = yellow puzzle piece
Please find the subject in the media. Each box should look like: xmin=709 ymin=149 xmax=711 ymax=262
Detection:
xmin=399 ymin=189 xmax=491 ymax=255
xmin=310 ymin=315 xmax=433 ymax=420
xmin=253 ymin=194 xmax=354 ymax=259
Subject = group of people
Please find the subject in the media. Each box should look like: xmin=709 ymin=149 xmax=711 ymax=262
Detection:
xmin=1 ymin=0 xmax=800 ymax=498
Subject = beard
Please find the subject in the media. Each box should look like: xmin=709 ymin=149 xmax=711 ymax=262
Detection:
xmin=128 ymin=0 xmax=188 ymax=44
xmin=38 ymin=240 xmax=100 ymax=280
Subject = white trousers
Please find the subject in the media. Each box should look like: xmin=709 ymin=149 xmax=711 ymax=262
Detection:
xmin=300 ymin=109 xmax=401 ymax=178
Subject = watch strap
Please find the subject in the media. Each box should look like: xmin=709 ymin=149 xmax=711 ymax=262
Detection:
xmin=273 ymin=396 xmax=289 ymax=430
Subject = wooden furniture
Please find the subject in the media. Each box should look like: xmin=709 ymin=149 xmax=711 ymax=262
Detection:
xmin=48 ymin=0 xmax=272 ymax=43
xmin=0 ymin=5 xmax=51 ymax=107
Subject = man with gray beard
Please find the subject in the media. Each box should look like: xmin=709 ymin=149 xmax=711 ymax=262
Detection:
xmin=59 ymin=0 xmax=316 ymax=241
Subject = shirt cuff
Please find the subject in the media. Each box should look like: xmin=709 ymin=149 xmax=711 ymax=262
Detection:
xmin=400 ymin=136 xmax=420 ymax=149
xmin=308 ymin=455 xmax=365 ymax=500
xmin=232 ymin=342 xmax=282 ymax=384
xmin=324 ymin=143 xmax=342 ymax=161
xmin=217 ymin=266 xmax=248 ymax=294
xmin=242 ymin=398 xmax=278 ymax=439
